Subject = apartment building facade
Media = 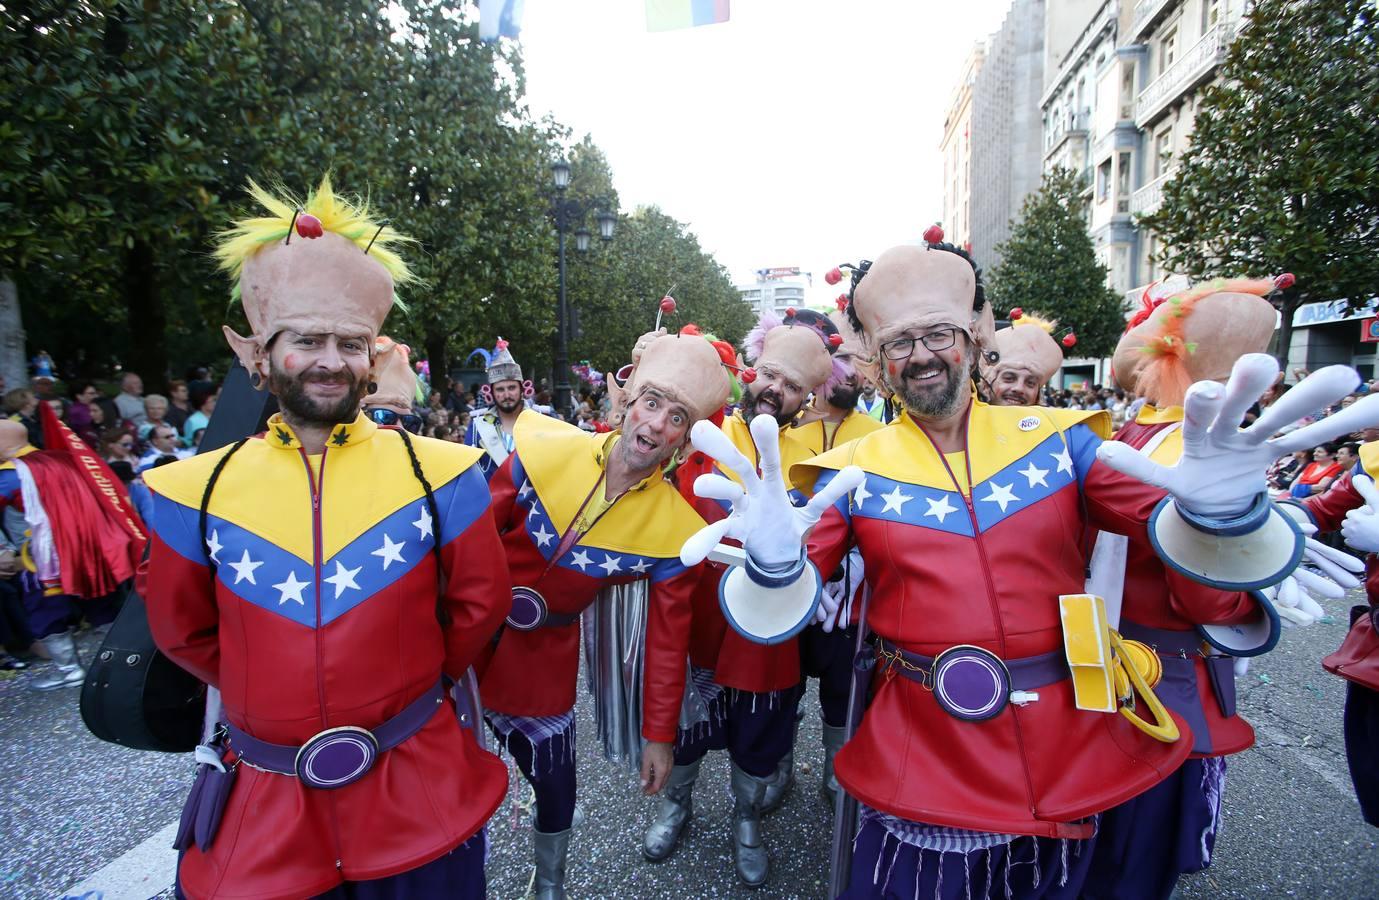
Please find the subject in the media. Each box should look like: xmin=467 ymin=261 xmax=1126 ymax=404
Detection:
xmin=940 ymin=44 xmax=985 ymax=255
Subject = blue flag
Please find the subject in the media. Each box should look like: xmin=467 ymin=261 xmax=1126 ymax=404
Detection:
xmin=479 ymin=0 xmax=525 ymax=42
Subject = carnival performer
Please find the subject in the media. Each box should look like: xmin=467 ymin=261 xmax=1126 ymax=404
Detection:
xmin=680 ymin=232 xmax=1377 ymax=899
xmin=464 ymin=337 xmax=538 ymax=477
xmin=982 ymin=312 xmax=1068 ymax=406
xmin=641 ymin=308 xmax=852 ymax=887
xmin=1081 ymin=279 xmax=1361 ymax=899
xmin=785 ymin=307 xmax=882 ymax=804
xmin=362 ymin=337 xmax=425 ymax=434
xmin=0 ymin=406 xmax=144 ymax=690
xmin=478 ymin=327 xmax=730 ymax=899
xmin=1293 ymin=432 xmax=1379 ymax=832
xmin=142 ymin=177 xmax=510 ymax=900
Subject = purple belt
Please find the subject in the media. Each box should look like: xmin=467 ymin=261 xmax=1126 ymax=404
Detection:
xmin=1119 ymin=620 xmax=1208 ymax=656
xmin=225 ymin=679 xmax=446 ymax=790
xmin=876 ymin=638 xmax=1069 ymax=722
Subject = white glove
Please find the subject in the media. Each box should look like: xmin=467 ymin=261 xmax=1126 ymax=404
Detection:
xmin=680 ymin=416 xmax=865 ymax=568
xmin=1342 ymin=474 xmax=1379 ymax=553
xmin=1097 ymin=356 xmax=1376 ymax=518
xmin=1263 ymin=521 xmax=1362 ymax=627
xmin=818 ymin=548 xmax=864 ymax=631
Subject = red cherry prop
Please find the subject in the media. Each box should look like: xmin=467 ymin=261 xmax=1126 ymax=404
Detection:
xmin=660 ymin=296 xmax=677 ymax=313
xmin=785 ymin=307 xmax=797 ymax=318
xmin=741 ymin=368 xmax=758 ymax=384
xmin=922 ymin=225 xmax=944 ymax=244
xmin=835 ymin=295 xmax=849 ymax=311
xmin=1009 ymin=307 xmax=1024 ymax=320
xmin=295 ymin=213 xmax=324 ymax=239
xmin=828 ymin=333 xmax=844 ymax=348
xmin=1275 ymin=273 xmax=1296 ymax=290
xmin=1062 ymin=333 xmax=1078 ymax=348
xmin=824 ymin=267 xmax=843 ymax=285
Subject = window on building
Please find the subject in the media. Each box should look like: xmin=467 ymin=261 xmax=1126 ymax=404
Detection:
xmin=1146 ymin=235 xmax=1159 ymax=283
xmin=1154 ymin=128 xmax=1172 ymax=178
xmin=1117 ymin=152 xmax=1131 ymax=196
xmin=1160 ymin=27 xmax=1178 ymax=71
xmin=1097 ymin=160 xmax=1112 ymax=202
xmin=1120 ymin=65 xmax=1136 ymax=119
xmin=1203 ymin=0 xmax=1221 ymax=30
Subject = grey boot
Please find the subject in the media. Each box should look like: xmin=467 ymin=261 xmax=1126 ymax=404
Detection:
xmin=532 ymin=827 xmax=571 ymax=900
xmin=642 ymin=758 xmax=699 ymax=861
xmin=730 ymin=762 xmax=771 ymax=887
xmin=820 ymin=723 xmax=846 ymax=806
xmin=31 ymin=633 xmax=84 ymax=691
xmin=762 ymin=708 xmax=801 ymax=813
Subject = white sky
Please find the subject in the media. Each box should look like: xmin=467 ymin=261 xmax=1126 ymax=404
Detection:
xmin=519 ymin=0 xmax=1014 ymax=311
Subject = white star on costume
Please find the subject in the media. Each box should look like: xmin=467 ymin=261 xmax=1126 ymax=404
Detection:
xmin=1019 ymin=462 xmax=1049 ymax=488
xmin=228 ymin=549 xmax=263 ymax=585
xmin=853 ymin=480 xmax=872 ymax=509
xmin=412 ymin=505 xmax=434 ymax=540
xmin=1051 ymin=449 xmax=1074 ymax=475
xmin=880 ymin=485 xmax=914 ymax=515
xmin=923 ymin=495 xmax=957 ymax=524
xmin=532 ymin=523 xmax=555 ymax=549
xmin=598 ymin=554 xmax=623 ymax=576
xmin=371 ymin=533 xmax=406 ymax=570
xmin=570 ymin=549 xmax=594 ymax=572
xmin=630 ymin=559 xmax=652 ymax=575
xmin=273 ymin=571 xmax=309 ymax=606
xmin=205 ymin=530 xmax=223 ymax=564
xmin=518 ymin=480 xmax=533 ymax=500
xmin=981 ymin=482 xmax=1020 ymax=513
xmin=324 ymin=560 xmax=362 ymax=599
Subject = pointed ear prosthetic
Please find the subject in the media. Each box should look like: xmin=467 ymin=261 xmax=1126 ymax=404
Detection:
xmin=223 ymin=326 xmax=269 ymax=390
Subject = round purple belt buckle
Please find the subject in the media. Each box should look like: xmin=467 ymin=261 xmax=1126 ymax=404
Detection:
xmin=506 ymin=586 xmax=548 ymax=631
xmin=294 ymin=726 xmax=379 ymax=790
xmin=931 ymin=645 xmax=1012 ymax=722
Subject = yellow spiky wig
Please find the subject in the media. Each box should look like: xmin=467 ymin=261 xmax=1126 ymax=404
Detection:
xmin=213 ymin=175 xmax=415 ymax=306
xmin=1135 ymin=277 xmax=1276 ymax=407
xmin=1011 ymin=311 xmax=1057 ymax=332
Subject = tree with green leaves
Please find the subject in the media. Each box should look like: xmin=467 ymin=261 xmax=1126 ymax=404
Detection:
xmin=987 ymin=167 xmax=1126 ymax=359
xmin=1139 ymin=0 xmax=1379 ymax=363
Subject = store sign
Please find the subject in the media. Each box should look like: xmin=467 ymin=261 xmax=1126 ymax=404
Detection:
xmin=757 ymin=266 xmax=801 ymax=280
xmin=1293 ymin=297 xmax=1379 ymax=327
xmin=1362 ymin=318 xmax=1379 ymax=343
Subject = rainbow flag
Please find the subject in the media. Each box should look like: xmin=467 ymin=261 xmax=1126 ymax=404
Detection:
xmin=646 ymin=0 xmax=730 ymax=32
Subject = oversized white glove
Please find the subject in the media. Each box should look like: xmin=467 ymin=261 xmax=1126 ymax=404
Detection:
xmin=1097 ymin=355 xmax=1377 ymax=518
xmin=818 ymin=548 xmax=864 ymax=632
xmin=1342 ymin=474 xmax=1379 ymax=553
xmin=1262 ymin=521 xmax=1362 ymax=626
xmin=680 ymin=415 xmax=864 ymax=568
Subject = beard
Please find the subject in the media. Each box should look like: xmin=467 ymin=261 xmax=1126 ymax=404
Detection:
xmin=494 ymin=394 xmax=522 ymax=414
xmin=270 ymin=366 xmax=367 ymax=427
xmin=889 ymin=349 xmax=971 ymax=420
xmin=742 ymin=383 xmax=798 ymax=427
xmin=827 ymin=381 xmax=862 ymax=411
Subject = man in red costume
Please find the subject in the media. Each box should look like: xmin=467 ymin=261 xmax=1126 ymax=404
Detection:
xmin=143 ymin=177 xmax=510 ymax=899
xmin=641 ymin=308 xmax=852 ymax=887
xmin=479 ymin=328 xmax=730 ymax=899
xmin=681 ymin=232 xmax=1375 ymax=899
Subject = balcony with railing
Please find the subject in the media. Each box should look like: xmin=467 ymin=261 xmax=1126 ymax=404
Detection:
xmin=1044 ymin=111 xmax=1090 ymax=162
xmin=1135 ymin=24 xmax=1234 ymax=127
xmin=1129 ymin=0 xmax=1176 ymax=43
xmin=1131 ymin=168 xmax=1176 ymax=216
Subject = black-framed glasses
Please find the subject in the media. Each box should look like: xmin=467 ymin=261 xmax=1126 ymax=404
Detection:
xmin=879 ymin=327 xmax=961 ymax=361
xmin=365 ymin=407 xmax=423 ymax=434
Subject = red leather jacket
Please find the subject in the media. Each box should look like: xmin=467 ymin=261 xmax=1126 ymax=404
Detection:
xmin=475 ymin=416 xmax=701 ymax=742
xmin=144 ymin=416 xmax=509 ymax=900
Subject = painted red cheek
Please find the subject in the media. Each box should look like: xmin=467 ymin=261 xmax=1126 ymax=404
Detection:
xmin=886 ymin=360 xmax=902 ymax=379
xmin=283 ymin=353 xmax=298 ymax=371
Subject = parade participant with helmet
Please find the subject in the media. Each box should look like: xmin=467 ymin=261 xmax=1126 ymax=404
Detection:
xmin=142 ymin=177 xmax=511 ymax=899
xmin=478 ymin=326 xmax=730 ymax=899
xmin=464 ymin=337 xmax=538 ymax=476
xmin=1081 ymin=278 xmax=1362 ymax=899
xmin=983 ymin=312 xmax=1068 ymax=406
xmin=680 ymin=228 xmax=1377 ymax=899
xmin=641 ymin=308 xmax=852 ymax=887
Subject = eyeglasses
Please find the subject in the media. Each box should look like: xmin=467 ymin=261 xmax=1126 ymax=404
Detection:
xmin=365 ymin=407 xmax=423 ymax=434
xmin=879 ymin=327 xmax=961 ymax=361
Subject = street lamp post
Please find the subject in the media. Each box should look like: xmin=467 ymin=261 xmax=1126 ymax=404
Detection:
xmin=548 ymin=158 xmax=615 ymax=418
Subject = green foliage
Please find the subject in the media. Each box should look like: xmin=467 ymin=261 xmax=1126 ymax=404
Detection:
xmin=987 ymin=168 xmax=1126 ymax=359
xmin=1139 ymin=0 xmax=1379 ymax=359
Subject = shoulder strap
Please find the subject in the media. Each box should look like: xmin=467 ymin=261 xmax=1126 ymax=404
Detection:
xmin=395 ymin=429 xmax=448 ymax=626
xmin=198 ymin=439 xmax=250 ymax=578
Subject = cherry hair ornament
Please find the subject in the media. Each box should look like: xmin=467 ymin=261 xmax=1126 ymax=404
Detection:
xmin=824 ymin=267 xmax=843 ymax=286
xmin=785 ymin=307 xmax=797 ymax=318
xmin=835 ymin=295 xmax=849 ymax=312
xmin=1062 ymin=333 xmax=1078 ymax=349
xmin=1009 ymin=307 xmax=1024 ymax=320
xmin=741 ymin=368 xmax=758 ymax=384
xmin=828 ymin=333 xmax=844 ymax=348
xmin=659 ymin=296 xmax=677 ymax=313
xmin=1274 ymin=273 xmax=1296 ymax=291
xmin=295 ymin=214 xmax=324 ymax=239
xmin=923 ymin=224 xmax=944 ymax=244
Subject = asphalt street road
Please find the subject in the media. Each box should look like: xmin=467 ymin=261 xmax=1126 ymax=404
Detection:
xmin=3 ymin=610 xmax=1376 ymax=900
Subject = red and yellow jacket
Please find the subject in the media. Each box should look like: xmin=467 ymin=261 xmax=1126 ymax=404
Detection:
xmin=1113 ymin=405 xmax=1259 ymax=757
xmin=477 ymin=414 xmax=703 ymax=743
xmin=143 ymin=413 xmax=509 ymax=900
xmin=793 ymin=400 xmax=1191 ymax=837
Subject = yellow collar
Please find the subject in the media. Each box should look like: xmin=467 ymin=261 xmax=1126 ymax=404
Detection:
xmin=1136 ymin=404 xmax=1184 ymax=425
xmin=265 ymin=412 xmax=377 ymax=451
